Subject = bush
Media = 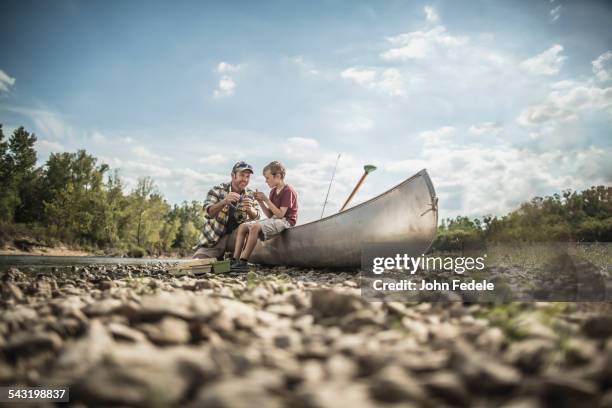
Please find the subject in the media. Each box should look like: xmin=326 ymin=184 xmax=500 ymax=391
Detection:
xmin=127 ymin=246 xmax=145 ymax=258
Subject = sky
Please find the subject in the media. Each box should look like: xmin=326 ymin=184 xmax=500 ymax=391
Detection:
xmin=1 ymin=0 xmax=611 ymax=225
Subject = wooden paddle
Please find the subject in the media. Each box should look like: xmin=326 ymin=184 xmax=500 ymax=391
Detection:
xmin=340 ymin=164 xmax=377 ymax=212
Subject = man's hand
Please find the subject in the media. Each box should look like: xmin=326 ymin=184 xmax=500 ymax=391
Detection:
xmin=239 ymin=196 xmax=253 ymax=211
xmin=239 ymin=196 xmax=258 ymax=219
xmin=224 ymin=192 xmax=241 ymax=206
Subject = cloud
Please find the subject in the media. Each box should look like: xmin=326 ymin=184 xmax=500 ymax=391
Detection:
xmin=131 ymin=145 xmax=173 ymax=162
xmin=287 ymin=136 xmax=319 ymax=149
xmin=340 ymin=117 xmax=375 ymax=132
xmin=341 ymin=68 xmax=377 ymax=85
xmin=288 ymin=55 xmax=320 ymax=75
xmin=520 ymin=44 xmax=566 ymax=75
xmin=593 ymin=51 xmax=612 ymax=83
xmin=37 ymin=139 xmax=65 ymax=153
xmin=217 ymin=62 xmax=242 ymax=74
xmin=517 ymin=81 xmax=612 ymax=126
xmin=418 ymin=126 xmax=455 ymax=145
xmin=380 ymin=26 xmax=467 ymax=61
xmin=550 ymin=5 xmax=562 ymax=22
xmin=340 ymin=67 xmax=406 ymax=96
xmin=469 ymin=122 xmax=501 ymax=137
xmin=424 ymin=6 xmax=439 ymax=24
xmin=284 ymin=137 xmax=320 ymax=157
xmin=383 ymin=133 xmax=612 ymax=218
xmin=213 ymin=61 xmax=244 ymax=98
xmin=213 ymin=76 xmax=236 ymax=98
xmin=198 ymin=153 xmax=227 ymax=166
xmin=329 ymin=102 xmax=376 ymax=132
xmin=5 ymin=107 xmax=74 ymax=140
xmin=0 ymin=69 xmax=16 ymax=93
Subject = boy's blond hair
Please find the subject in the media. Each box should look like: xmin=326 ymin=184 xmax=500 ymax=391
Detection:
xmin=263 ymin=161 xmax=286 ymax=179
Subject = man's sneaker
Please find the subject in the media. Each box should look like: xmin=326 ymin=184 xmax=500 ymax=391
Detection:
xmin=230 ymin=259 xmax=249 ymax=272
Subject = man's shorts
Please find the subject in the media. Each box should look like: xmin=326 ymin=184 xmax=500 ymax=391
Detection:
xmin=192 ymin=229 xmax=238 ymax=260
xmin=245 ymin=218 xmax=291 ymax=241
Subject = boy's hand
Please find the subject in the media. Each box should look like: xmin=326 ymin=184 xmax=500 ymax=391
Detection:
xmin=254 ymin=192 xmax=266 ymax=202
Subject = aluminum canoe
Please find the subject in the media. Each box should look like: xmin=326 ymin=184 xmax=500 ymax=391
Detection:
xmin=250 ymin=169 xmax=438 ymax=268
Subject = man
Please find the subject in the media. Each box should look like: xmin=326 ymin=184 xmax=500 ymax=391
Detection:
xmin=192 ymin=161 xmax=260 ymax=260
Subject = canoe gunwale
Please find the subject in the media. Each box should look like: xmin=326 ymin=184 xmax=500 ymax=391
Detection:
xmin=287 ymin=168 xmax=436 ymax=231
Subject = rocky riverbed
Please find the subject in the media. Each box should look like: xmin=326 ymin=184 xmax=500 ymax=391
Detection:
xmin=1 ymin=263 xmax=611 ymax=407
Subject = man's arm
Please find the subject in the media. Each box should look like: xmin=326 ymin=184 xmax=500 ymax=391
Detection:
xmin=204 ymin=186 xmax=240 ymax=218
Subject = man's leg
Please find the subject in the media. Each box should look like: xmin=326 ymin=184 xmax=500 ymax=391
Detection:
xmin=192 ymin=245 xmax=223 ymax=260
xmin=240 ymin=223 xmax=262 ymax=260
xmin=192 ymin=234 xmax=230 ymax=260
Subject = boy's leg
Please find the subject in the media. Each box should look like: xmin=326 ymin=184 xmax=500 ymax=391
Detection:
xmin=240 ymin=223 xmax=262 ymax=260
xmin=233 ymin=223 xmax=249 ymax=260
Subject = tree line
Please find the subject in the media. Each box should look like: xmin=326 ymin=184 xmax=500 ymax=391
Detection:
xmin=434 ymin=185 xmax=612 ymax=251
xmin=0 ymin=125 xmax=203 ymax=256
xmin=1 ymin=124 xmax=610 ymax=256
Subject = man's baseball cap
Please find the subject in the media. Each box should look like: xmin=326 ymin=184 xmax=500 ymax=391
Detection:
xmin=232 ymin=161 xmax=254 ymax=174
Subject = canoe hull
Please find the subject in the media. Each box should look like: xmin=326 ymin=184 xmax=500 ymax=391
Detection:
xmin=250 ymin=169 xmax=438 ymax=268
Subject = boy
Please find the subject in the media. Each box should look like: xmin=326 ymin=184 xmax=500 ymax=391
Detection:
xmin=230 ymin=161 xmax=298 ymax=271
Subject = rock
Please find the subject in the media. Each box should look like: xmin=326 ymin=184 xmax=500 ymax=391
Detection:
xmin=505 ymin=339 xmax=555 ymax=374
xmin=128 ymin=292 xmax=194 ymax=321
xmin=3 ymin=331 xmax=63 ymax=358
xmin=310 ymin=289 xmax=362 ymax=318
xmin=601 ymin=390 xmax=612 ymax=408
xmin=401 ymin=318 xmax=429 ymax=343
xmin=138 ymin=316 xmax=191 ymax=345
xmin=451 ymin=341 xmax=521 ymax=392
xmin=33 ymin=280 xmax=54 ymax=298
xmin=301 ymin=360 xmax=326 ymax=384
xmin=3 ymin=305 xmax=38 ymax=330
xmin=340 ymin=309 xmax=385 ymax=332
xmin=476 ymin=327 xmax=506 ymax=353
xmin=84 ymin=298 xmax=124 ymax=316
xmin=539 ymin=376 xmax=599 ymax=408
xmin=1 ymin=267 xmax=26 ymax=282
xmin=582 ymin=315 xmax=612 ymax=339
xmin=422 ymin=370 xmax=470 ymax=407
xmin=190 ymin=376 xmax=282 ymax=408
xmin=72 ymin=343 xmax=214 ymax=407
xmin=498 ymin=397 xmax=542 ymax=408
xmin=98 ymin=280 xmax=115 ymax=290
xmin=293 ymin=382 xmax=377 ymax=408
xmin=49 ymin=319 xmax=114 ymax=382
xmin=265 ymin=303 xmax=296 ymax=317
xmin=273 ymin=332 xmax=299 ymax=350
xmin=0 ymin=358 xmax=14 ymax=383
xmin=369 ymin=365 xmax=427 ymax=404
xmin=399 ymin=350 xmax=449 ymax=374
xmin=564 ymin=338 xmax=597 ymax=366
xmin=325 ymin=354 xmax=357 ymax=381
xmin=513 ymin=312 xmax=557 ymax=340
xmin=1 ymin=282 xmax=24 ymax=301
xmin=108 ymin=322 xmax=148 ymax=343
xmin=292 ymin=314 xmax=314 ymax=332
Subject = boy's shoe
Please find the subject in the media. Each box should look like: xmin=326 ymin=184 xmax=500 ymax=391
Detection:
xmin=230 ymin=259 xmax=249 ymax=272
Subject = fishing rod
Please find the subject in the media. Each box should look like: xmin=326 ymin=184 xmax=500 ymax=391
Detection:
xmin=320 ymin=153 xmax=341 ymax=219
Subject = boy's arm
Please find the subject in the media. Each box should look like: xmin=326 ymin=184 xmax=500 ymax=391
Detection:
xmin=259 ymin=201 xmax=274 ymax=218
xmin=264 ymin=199 xmax=288 ymax=218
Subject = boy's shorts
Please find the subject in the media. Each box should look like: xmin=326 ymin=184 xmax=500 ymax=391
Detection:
xmin=245 ymin=218 xmax=291 ymax=241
